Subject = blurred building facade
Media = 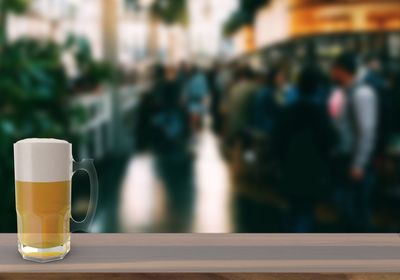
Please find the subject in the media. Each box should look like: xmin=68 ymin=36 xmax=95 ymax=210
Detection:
xmin=7 ymin=0 xmax=158 ymax=66
xmin=290 ymin=0 xmax=400 ymax=36
xmin=8 ymin=0 xmax=104 ymax=59
xmin=231 ymin=0 xmax=400 ymax=57
xmin=7 ymin=0 xmax=239 ymax=65
xmin=188 ymin=0 xmax=238 ymax=61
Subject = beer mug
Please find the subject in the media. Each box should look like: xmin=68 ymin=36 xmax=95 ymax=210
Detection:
xmin=14 ymin=139 xmax=98 ymax=262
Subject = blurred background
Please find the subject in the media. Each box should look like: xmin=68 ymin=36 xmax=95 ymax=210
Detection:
xmin=1 ymin=0 xmax=400 ymax=233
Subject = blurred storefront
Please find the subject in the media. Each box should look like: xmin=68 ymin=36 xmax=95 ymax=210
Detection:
xmin=231 ymin=0 xmax=400 ymax=57
xmin=290 ymin=0 xmax=400 ymax=37
xmin=232 ymin=25 xmax=256 ymax=57
xmin=255 ymin=0 xmax=290 ymax=48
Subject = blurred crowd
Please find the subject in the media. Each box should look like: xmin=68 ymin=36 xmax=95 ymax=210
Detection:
xmin=135 ymin=49 xmax=400 ymax=233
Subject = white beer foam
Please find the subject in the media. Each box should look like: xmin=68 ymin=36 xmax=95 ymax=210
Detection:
xmin=14 ymin=138 xmax=72 ymax=182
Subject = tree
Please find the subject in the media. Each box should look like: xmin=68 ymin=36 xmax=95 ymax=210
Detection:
xmin=151 ymin=0 xmax=187 ymax=26
xmin=0 ymin=0 xmax=29 ymax=44
xmin=241 ymin=0 xmax=267 ymax=16
xmin=126 ymin=0 xmax=187 ymax=25
xmin=223 ymin=0 xmax=267 ymax=36
xmin=223 ymin=10 xmax=252 ymax=36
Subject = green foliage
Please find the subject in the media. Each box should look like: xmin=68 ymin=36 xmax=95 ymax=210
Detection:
xmin=0 ymin=39 xmax=69 ymax=140
xmin=66 ymin=35 xmax=113 ymax=91
xmin=151 ymin=0 xmax=187 ymax=26
xmin=0 ymin=0 xmax=30 ymax=43
xmin=123 ymin=0 xmax=187 ymax=25
xmin=0 ymin=0 xmax=29 ymax=14
xmin=0 ymin=38 xmax=70 ymax=231
xmin=223 ymin=0 xmax=267 ymax=36
xmin=223 ymin=10 xmax=252 ymax=36
xmin=241 ymin=0 xmax=267 ymax=15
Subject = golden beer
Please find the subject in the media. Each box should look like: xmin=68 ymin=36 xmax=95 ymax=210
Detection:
xmin=16 ymin=181 xmax=71 ymax=249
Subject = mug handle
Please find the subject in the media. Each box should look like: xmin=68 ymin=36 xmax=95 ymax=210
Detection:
xmin=71 ymin=159 xmax=99 ymax=232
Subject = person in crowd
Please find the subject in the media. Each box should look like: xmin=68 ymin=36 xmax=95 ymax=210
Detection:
xmin=177 ymin=61 xmax=191 ymax=86
xmin=216 ymin=62 xmax=234 ymax=97
xmin=147 ymin=65 xmax=195 ymax=231
xmin=328 ymin=87 xmax=346 ymax=121
xmin=134 ymin=64 xmax=166 ymax=152
xmin=330 ymin=52 xmax=378 ymax=232
xmin=225 ymin=66 xmax=259 ymax=145
xmin=216 ymin=62 xmax=235 ymax=137
xmin=360 ymin=54 xmax=385 ymax=91
xmin=184 ymin=66 xmax=210 ymax=133
xmin=206 ymin=64 xmax=222 ymax=134
xmin=153 ymin=66 xmax=190 ymax=152
xmin=253 ymin=66 xmax=298 ymax=135
xmin=158 ymin=66 xmax=184 ymax=110
xmin=273 ymin=64 xmax=337 ymax=232
xmin=136 ymin=64 xmax=189 ymax=153
xmin=223 ymin=66 xmax=260 ymax=176
xmin=361 ymin=54 xmax=391 ymax=156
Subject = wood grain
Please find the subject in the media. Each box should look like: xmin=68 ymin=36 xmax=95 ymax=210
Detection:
xmin=0 ymin=234 xmax=399 ymax=273
xmin=1 ymin=274 xmax=400 ymax=280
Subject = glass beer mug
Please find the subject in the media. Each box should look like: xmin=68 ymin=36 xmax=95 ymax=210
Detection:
xmin=14 ymin=139 xmax=98 ymax=262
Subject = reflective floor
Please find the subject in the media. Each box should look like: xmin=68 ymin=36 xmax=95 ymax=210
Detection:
xmin=72 ymin=123 xmax=400 ymax=234
xmin=87 ymin=128 xmax=233 ymax=233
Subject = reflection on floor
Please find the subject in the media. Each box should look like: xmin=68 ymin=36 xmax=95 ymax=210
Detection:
xmin=194 ymin=130 xmax=232 ymax=232
xmin=83 ymin=124 xmax=400 ymax=233
xmin=118 ymin=129 xmax=232 ymax=233
xmin=119 ymin=155 xmax=165 ymax=232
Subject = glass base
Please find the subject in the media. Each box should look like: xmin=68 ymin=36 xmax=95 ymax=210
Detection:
xmin=18 ymin=240 xmax=70 ymax=263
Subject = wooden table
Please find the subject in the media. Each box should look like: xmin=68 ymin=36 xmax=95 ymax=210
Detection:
xmin=1 ymin=234 xmax=400 ymax=279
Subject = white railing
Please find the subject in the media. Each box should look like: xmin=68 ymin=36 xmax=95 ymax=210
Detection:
xmin=70 ymin=84 xmax=147 ymax=160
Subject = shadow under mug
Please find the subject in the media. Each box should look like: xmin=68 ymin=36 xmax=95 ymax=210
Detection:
xmin=14 ymin=139 xmax=98 ymax=263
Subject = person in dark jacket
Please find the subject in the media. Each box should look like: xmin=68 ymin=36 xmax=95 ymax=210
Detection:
xmin=135 ymin=64 xmax=165 ymax=152
xmin=135 ymin=65 xmax=189 ymax=153
xmin=273 ymin=64 xmax=337 ymax=232
xmin=253 ymin=66 xmax=298 ymax=135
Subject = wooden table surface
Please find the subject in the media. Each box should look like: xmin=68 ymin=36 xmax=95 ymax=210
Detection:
xmin=1 ymin=234 xmax=400 ymax=278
